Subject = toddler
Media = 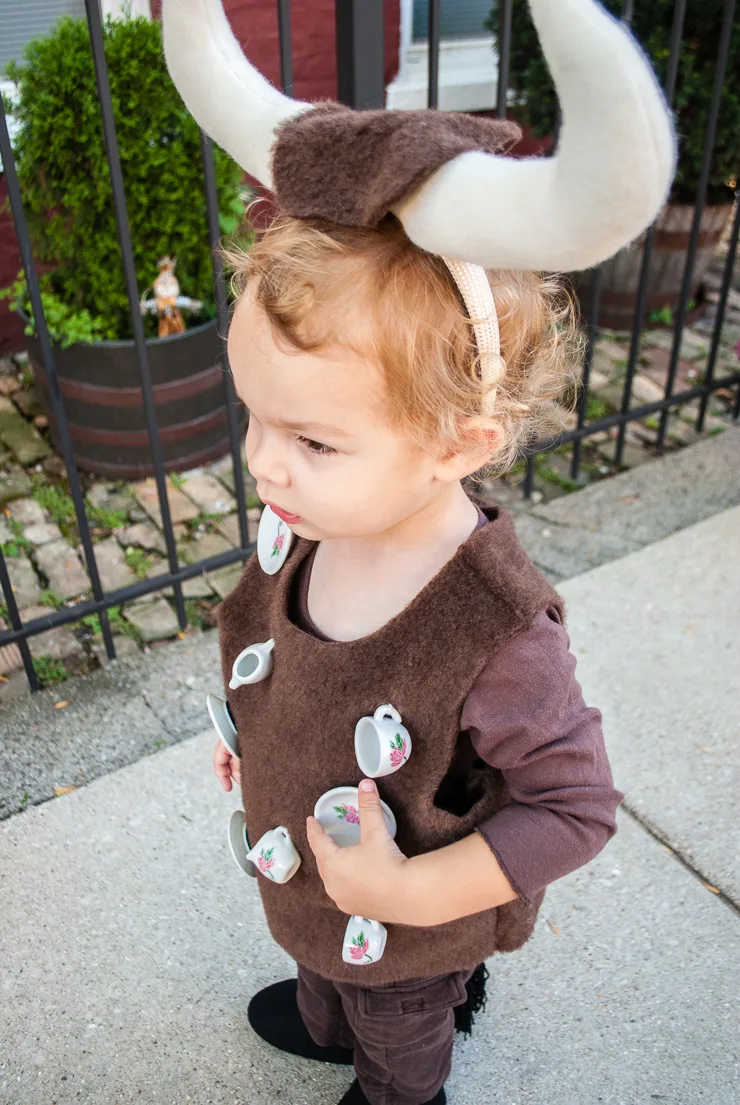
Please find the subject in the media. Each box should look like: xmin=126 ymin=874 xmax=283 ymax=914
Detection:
xmin=214 ymin=213 xmax=621 ymax=1105
xmin=162 ymin=0 xmax=676 ymax=1101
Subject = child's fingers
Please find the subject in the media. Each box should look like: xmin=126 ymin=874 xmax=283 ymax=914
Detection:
xmin=213 ymin=741 xmax=234 ymax=791
xmin=306 ymin=815 xmax=340 ymax=868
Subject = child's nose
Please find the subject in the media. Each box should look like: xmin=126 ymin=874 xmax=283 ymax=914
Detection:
xmin=246 ymin=428 xmax=290 ymax=489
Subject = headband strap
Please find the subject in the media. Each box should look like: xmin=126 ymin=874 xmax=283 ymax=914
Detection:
xmin=442 ymin=258 xmax=502 ymax=416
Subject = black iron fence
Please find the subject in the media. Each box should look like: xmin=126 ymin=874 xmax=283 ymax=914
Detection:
xmin=0 ymin=0 xmax=738 ymax=691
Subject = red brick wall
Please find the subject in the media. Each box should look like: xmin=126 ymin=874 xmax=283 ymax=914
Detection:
xmin=150 ymin=0 xmax=402 ymax=99
xmin=0 ymin=177 xmax=24 ymax=356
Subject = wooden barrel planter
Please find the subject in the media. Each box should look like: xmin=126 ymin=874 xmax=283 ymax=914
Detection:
xmin=22 ymin=315 xmax=243 ymax=479
xmin=575 ymin=202 xmax=733 ymax=331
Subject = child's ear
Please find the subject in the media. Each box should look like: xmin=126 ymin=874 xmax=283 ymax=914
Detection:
xmin=433 ymin=416 xmax=503 ymax=483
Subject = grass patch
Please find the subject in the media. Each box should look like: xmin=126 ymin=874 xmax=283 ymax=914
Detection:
xmin=33 ymin=482 xmax=77 ymax=527
xmin=33 ymin=655 xmax=69 ymax=687
xmin=169 ymin=472 xmax=186 ymax=490
xmin=585 ymin=395 xmax=609 ymax=422
xmin=38 ymin=590 xmax=64 ymax=610
xmin=246 ymin=494 xmax=262 ymax=510
xmin=535 ymin=462 xmax=582 ymax=495
xmin=88 ymin=505 xmax=128 ymax=531
xmin=80 ymin=604 xmax=144 ymax=647
xmin=124 ymin=547 xmax=151 ymax=580
xmin=186 ymin=511 xmax=222 ymax=534
xmin=1 ymin=518 xmax=32 ymax=558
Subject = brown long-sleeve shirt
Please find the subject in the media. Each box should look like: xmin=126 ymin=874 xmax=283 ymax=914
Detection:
xmin=290 ymin=510 xmax=624 ymax=906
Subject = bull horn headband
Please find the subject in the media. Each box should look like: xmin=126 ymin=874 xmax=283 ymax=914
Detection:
xmin=162 ymin=0 xmax=675 ymax=409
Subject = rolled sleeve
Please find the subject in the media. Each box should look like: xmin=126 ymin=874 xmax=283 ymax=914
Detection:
xmin=462 ymin=609 xmax=624 ymax=905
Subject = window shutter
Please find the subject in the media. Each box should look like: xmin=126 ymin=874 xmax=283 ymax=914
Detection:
xmin=1 ymin=0 xmax=86 ymax=75
xmin=412 ymin=0 xmax=493 ymax=43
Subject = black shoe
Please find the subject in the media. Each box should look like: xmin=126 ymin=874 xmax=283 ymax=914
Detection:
xmin=247 ymin=978 xmax=354 ymax=1065
xmin=338 ymin=1079 xmax=446 ymax=1104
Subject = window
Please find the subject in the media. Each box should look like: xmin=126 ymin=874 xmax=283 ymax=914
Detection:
xmin=387 ymin=0 xmax=500 ymax=112
xmin=1 ymin=0 xmax=86 ymax=76
xmin=411 ymin=0 xmax=493 ymax=42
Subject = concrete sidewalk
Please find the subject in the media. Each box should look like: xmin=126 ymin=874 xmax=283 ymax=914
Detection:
xmin=1 ymin=510 xmax=739 ymax=1104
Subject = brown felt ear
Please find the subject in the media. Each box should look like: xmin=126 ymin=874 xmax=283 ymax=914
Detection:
xmin=272 ymin=103 xmax=521 ymax=229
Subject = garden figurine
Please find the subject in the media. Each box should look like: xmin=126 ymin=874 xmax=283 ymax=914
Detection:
xmin=164 ymin=0 xmax=676 ymax=1103
xmin=139 ymin=255 xmax=202 ymax=338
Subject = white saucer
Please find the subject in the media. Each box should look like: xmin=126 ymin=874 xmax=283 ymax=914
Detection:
xmin=228 ymin=810 xmax=258 ymax=878
xmin=206 ymin=693 xmax=239 ymax=759
xmin=257 ymin=504 xmax=294 ymax=575
xmin=313 ymin=786 xmax=397 ymax=848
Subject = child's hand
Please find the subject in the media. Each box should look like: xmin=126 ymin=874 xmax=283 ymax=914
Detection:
xmin=213 ymin=739 xmax=241 ymax=792
xmin=306 ymin=779 xmax=410 ymax=923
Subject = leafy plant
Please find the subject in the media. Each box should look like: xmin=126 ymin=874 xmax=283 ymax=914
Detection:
xmin=32 ymin=482 xmax=76 ymax=528
xmin=39 ymin=590 xmax=64 ymax=610
xmin=33 ymin=655 xmax=69 ymax=687
xmin=88 ymin=504 xmax=128 ymax=531
xmin=648 ymin=298 xmax=698 ymax=325
xmin=1 ymin=13 xmax=245 ymax=347
xmin=81 ymin=603 xmax=144 ymax=646
xmin=124 ymin=547 xmax=151 ymax=579
xmin=585 ymin=395 xmax=608 ymax=422
xmin=1 ymin=519 xmax=32 ymax=558
xmin=487 ymin=0 xmax=740 ymax=204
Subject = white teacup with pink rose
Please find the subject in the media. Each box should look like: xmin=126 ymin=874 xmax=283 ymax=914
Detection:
xmin=313 ymin=786 xmax=397 ymax=848
xmin=246 ymin=826 xmax=301 ymax=884
xmin=342 ymin=916 xmax=387 ymax=966
xmin=354 ymin=704 xmax=411 ymax=778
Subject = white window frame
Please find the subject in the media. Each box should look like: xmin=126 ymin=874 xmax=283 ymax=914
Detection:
xmin=100 ymin=0 xmax=151 ymax=18
xmin=386 ymin=0 xmax=500 ymax=111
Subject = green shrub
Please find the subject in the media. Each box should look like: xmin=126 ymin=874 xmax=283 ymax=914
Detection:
xmin=487 ymin=1 xmax=739 ymax=204
xmin=1 ymin=13 xmax=245 ymax=347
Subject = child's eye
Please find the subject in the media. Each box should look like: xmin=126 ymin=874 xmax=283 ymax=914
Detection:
xmin=297 ymin=436 xmax=337 ymax=457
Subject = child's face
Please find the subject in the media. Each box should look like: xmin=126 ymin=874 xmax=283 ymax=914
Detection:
xmin=227 ymin=288 xmax=455 ymax=541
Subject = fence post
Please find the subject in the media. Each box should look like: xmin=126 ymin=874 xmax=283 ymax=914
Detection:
xmin=335 ymin=0 xmax=385 ymax=109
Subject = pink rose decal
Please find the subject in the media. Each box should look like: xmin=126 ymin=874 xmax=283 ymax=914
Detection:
xmin=270 ymin=522 xmax=285 ymax=558
xmin=389 ymin=732 xmax=408 ymax=768
xmin=350 ymin=932 xmax=372 ymax=962
xmin=334 ymin=803 xmax=360 ymax=824
xmin=257 ymin=847 xmax=276 ymax=879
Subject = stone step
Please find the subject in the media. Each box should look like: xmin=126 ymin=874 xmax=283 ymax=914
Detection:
xmin=0 ymin=397 xmax=51 ymax=466
xmin=33 ymin=540 xmax=89 ymax=601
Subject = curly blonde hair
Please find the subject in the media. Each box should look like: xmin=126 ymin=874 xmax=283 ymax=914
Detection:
xmin=221 ymin=212 xmax=582 ymax=479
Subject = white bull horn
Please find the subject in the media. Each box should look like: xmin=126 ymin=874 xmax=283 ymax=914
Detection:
xmin=392 ymin=0 xmax=677 ymax=271
xmin=162 ymin=0 xmax=676 ymax=273
xmin=161 ymin=0 xmax=310 ymax=190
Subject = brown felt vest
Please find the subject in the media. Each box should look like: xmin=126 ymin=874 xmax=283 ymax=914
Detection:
xmin=218 ymin=504 xmax=564 ymax=984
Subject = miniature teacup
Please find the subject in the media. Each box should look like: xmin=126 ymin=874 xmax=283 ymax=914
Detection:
xmin=229 ymin=638 xmax=275 ymax=690
xmin=227 ymin=809 xmax=257 ymax=878
xmin=206 ymin=693 xmax=239 ymax=759
xmin=354 ymin=704 xmax=411 ymax=778
xmin=342 ymin=916 xmax=387 ymax=966
xmin=246 ymin=826 xmax=301 ymax=884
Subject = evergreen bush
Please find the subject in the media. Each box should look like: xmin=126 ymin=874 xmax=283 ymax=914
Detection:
xmin=486 ymin=0 xmax=739 ymax=205
xmin=1 ymin=13 xmax=245 ymax=347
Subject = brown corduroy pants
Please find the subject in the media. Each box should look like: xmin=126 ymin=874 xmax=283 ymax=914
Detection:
xmin=297 ymin=964 xmax=474 ymax=1105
